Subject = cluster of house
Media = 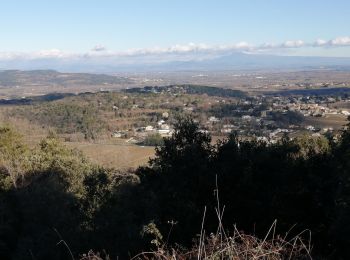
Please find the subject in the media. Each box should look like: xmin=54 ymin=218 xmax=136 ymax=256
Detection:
xmin=110 ymin=90 xmax=350 ymax=144
xmin=112 ymin=112 xmax=173 ymax=143
xmin=201 ymin=94 xmax=350 ymax=141
xmin=274 ymin=96 xmax=350 ymax=117
xmin=139 ymin=118 xmax=173 ymax=137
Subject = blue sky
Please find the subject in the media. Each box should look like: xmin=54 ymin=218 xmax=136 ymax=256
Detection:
xmin=1 ymin=0 xmax=350 ymax=58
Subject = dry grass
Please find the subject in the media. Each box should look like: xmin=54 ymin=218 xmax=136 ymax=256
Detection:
xmin=65 ymin=141 xmax=155 ymax=169
xmin=303 ymin=114 xmax=347 ymax=129
xmin=80 ymin=251 xmax=107 ymax=260
xmin=132 ymin=179 xmax=312 ymax=260
xmin=132 ymin=223 xmax=312 ymax=260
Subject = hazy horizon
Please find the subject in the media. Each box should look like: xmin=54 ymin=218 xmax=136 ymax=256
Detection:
xmin=2 ymin=1 xmax=350 ymax=71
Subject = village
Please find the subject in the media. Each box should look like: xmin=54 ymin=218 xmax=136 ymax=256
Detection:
xmin=109 ymin=85 xmax=350 ymax=144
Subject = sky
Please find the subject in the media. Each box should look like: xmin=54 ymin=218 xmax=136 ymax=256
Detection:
xmin=1 ymin=0 xmax=350 ymax=65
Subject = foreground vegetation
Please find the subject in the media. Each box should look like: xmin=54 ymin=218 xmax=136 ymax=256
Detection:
xmin=1 ymin=117 xmax=350 ymax=259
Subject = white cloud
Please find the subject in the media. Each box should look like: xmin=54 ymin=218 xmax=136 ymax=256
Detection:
xmin=281 ymin=40 xmax=305 ymax=48
xmin=312 ymin=37 xmax=350 ymax=47
xmin=35 ymin=49 xmax=68 ymax=58
xmin=329 ymin=36 xmax=350 ymax=46
xmin=314 ymin=39 xmax=328 ymax=46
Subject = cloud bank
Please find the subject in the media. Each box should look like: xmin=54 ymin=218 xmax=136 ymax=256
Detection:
xmin=1 ymin=37 xmax=350 ymax=64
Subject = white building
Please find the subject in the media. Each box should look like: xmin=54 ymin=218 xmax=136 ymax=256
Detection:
xmin=145 ymin=126 xmax=154 ymax=131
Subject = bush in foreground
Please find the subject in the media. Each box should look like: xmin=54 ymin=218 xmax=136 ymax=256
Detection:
xmin=2 ymin=118 xmax=350 ymax=259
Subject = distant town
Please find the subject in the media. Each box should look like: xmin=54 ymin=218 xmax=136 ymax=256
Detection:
xmin=114 ymin=84 xmax=349 ymax=144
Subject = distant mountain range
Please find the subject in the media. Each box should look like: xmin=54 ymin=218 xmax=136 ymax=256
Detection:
xmin=1 ymin=52 xmax=350 ymax=73
xmin=161 ymin=53 xmax=350 ymax=71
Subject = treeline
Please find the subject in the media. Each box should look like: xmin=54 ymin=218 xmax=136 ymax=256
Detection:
xmin=0 ymin=93 xmax=75 ymax=105
xmin=181 ymin=84 xmax=246 ymax=98
xmin=270 ymin=110 xmax=305 ymax=126
xmin=6 ymin=102 xmax=105 ymax=139
xmin=125 ymin=84 xmax=246 ymax=98
xmin=271 ymin=87 xmax=350 ymax=97
xmin=1 ymin=118 xmax=350 ymax=259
